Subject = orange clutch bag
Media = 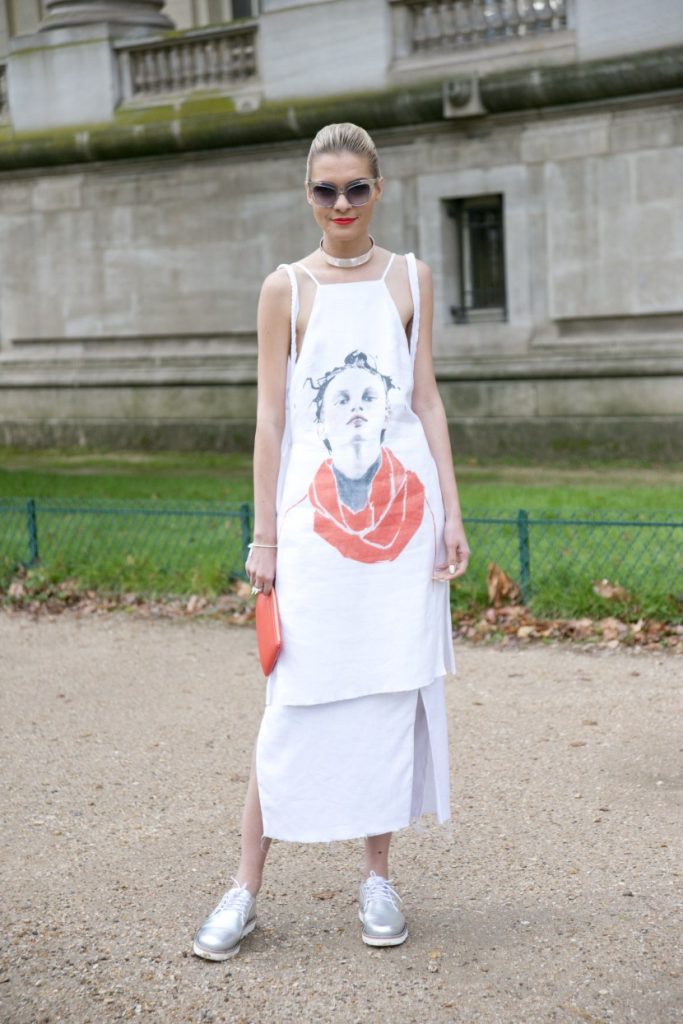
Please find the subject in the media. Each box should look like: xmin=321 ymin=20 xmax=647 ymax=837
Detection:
xmin=255 ymin=588 xmax=282 ymax=676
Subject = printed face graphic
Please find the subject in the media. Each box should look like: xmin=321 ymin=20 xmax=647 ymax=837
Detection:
xmin=303 ymin=350 xmax=427 ymax=563
xmin=320 ymin=366 xmax=388 ymax=454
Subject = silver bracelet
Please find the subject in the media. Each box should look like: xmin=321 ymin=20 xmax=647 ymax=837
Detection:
xmin=247 ymin=542 xmax=278 ymax=549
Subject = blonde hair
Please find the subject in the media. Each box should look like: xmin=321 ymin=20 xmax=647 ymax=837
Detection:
xmin=306 ymin=122 xmax=381 ymax=181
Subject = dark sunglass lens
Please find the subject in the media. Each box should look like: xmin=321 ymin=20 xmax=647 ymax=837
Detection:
xmin=312 ymin=185 xmax=337 ymax=207
xmin=347 ymin=183 xmax=372 ymax=207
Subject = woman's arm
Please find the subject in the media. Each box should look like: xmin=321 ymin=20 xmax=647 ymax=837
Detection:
xmin=410 ymin=259 xmax=470 ymax=580
xmin=246 ymin=267 xmax=291 ymax=595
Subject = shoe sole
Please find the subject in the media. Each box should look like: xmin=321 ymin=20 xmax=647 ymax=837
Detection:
xmin=361 ymin=926 xmax=408 ymax=947
xmin=358 ymin=911 xmax=408 ymax=947
xmin=192 ymin=917 xmax=256 ymax=961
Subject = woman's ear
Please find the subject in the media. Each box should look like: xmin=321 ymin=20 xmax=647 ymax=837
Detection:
xmin=375 ymin=176 xmax=384 ymax=200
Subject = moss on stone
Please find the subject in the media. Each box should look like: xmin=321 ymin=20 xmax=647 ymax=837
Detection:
xmin=178 ymin=94 xmax=238 ymax=117
xmin=114 ymin=105 xmax=179 ymax=125
xmin=114 ymin=94 xmax=238 ymax=125
xmin=9 ymin=37 xmax=111 ymax=57
xmin=482 ymin=44 xmax=683 ymax=112
xmin=0 ymin=82 xmax=443 ymax=169
xmin=155 ymin=17 xmax=255 ymax=41
xmin=1 ymin=45 xmax=681 ymax=171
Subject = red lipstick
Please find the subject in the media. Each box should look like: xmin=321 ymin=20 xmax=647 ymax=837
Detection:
xmin=333 ymin=218 xmax=355 ymax=224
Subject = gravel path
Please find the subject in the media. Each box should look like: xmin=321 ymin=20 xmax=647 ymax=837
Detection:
xmin=0 ymin=612 xmax=681 ymax=1024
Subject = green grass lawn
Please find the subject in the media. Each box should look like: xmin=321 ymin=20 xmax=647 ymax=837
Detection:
xmin=0 ymin=449 xmax=254 ymax=502
xmin=1 ymin=449 xmax=682 ymax=620
xmin=0 ymin=447 xmax=681 ymax=510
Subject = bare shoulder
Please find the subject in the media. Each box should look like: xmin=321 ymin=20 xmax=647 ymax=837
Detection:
xmin=414 ymin=257 xmax=433 ymax=288
xmin=260 ymin=265 xmax=291 ymax=303
xmin=397 ymin=253 xmax=433 ymax=287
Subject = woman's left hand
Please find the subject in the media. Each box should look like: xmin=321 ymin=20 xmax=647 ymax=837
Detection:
xmin=433 ymin=517 xmax=470 ymax=582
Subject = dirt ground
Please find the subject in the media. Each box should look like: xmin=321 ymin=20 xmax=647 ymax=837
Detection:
xmin=0 ymin=612 xmax=681 ymax=1024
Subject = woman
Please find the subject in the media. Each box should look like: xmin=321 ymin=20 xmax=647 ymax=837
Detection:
xmin=193 ymin=123 xmax=470 ymax=959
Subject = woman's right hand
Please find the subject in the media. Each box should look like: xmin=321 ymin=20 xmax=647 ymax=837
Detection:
xmin=246 ymin=545 xmax=277 ymax=596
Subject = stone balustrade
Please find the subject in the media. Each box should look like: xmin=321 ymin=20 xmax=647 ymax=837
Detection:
xmin=115 ymin=22 xmax=258 ymax=102
xmin=393 ymin=0 xmax=568 ymax=54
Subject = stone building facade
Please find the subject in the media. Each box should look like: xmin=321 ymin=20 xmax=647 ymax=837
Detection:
xmin=0 ymin=0 xmax=682 ymax=457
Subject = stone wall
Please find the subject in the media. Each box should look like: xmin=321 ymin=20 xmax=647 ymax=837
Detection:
xmin=259 ymin=0 xmax=391 ymax=101
xmin=574 ymin=0 xmax=683 ymax=62
xmin=0 ymin=93 xmax=682 ymax=457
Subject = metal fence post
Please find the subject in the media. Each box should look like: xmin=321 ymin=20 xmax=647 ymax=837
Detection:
xmin=517 ymin=508 xmax=531 ymax=605
xmin=239 ymin=502 xmax=252 ymax=576
xmin=26 ymin=498 xmax=39 ymax=566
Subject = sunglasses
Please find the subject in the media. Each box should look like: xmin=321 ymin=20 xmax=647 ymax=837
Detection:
xmin=307 ymin=178 xmax=378 ymax=208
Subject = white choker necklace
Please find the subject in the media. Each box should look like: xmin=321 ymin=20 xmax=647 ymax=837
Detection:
xmin=320 ymin=235 xmax=375 ymax=268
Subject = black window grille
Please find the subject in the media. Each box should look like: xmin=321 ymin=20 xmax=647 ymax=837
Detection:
xmin=446 ymin=195 xmax=507 ymax=324
xmin=232 ymin=0 xmax=257 ymax=17
xmin=206 ymin=0 xmax=257 ymax=22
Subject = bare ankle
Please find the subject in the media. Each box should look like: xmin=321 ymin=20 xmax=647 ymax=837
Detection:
xmin=234 ymin=874 xmax=262 ymax=897
xmin=364 ymin=868 xmax=389 ymax=880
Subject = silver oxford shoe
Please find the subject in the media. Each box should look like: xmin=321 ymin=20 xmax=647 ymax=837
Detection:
xmin=193 ymin=880 xmax=256 ymax=961
xmin=358 ymin=871 xmax=408 ymax=947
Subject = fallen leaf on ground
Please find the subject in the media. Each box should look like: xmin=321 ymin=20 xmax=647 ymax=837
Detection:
xmin=232 ymin=580 xmax=253 ymax=599
xmin=517 ymin=625 xmax=537 ymax=639
xmin=593 ymin=578 xmax=634 ymax=603
xmin=2 ymin=571 xmax=681 ymax=654
xmin=487 ymin=563 xmax=521 ymax=607
xmin=565 ymin=617 xmax=594 ymax=639
xmin=599 ymin=616 xmax=629 ymax=641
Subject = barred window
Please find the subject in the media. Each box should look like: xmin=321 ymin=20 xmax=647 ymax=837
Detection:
xmin=231 ymin=0 xmax=257 ymax=16
xmin=445 ymin=195 xmax=507 ymax=324
xmin=201 ymin=0 xmax=258 ymax=23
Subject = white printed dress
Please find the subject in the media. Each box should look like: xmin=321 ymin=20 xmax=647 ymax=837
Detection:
xmin=255 ymin=252 xmax=456 ymax=843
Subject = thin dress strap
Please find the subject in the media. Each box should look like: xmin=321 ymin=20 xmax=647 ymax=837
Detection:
xmin=405 ymin=252 xmax=420 ymax=361
xmin=277 ymin=263 xmax=299 ymax=362
xmin=381 ymin=252 xmax=396 ymax=280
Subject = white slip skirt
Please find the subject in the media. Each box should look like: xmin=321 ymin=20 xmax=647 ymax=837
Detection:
xmin=256 ymin=676 xmax=450 ymax=843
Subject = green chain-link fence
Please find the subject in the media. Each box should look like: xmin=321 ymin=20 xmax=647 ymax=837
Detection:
xmin=455 ymin=510 xmax=682 ymax=620
xmin=1 ymin=497 xmax=681 ymax=620
xmin=0 ymin=497 xmax=251 ymax=598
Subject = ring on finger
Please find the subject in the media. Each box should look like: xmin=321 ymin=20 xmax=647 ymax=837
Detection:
xmin=251 ymin=585 xmax=263 ymax=595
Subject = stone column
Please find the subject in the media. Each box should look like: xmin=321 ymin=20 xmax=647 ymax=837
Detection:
xmin=40 ymin=1 xmax=173 ymax=32
xmin=8 ymin=0 xmax=176 ymax=131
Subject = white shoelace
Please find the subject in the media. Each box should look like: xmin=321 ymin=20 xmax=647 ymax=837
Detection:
xmin=362 ymin=872 xmax=402 ymax=910
xmin=211 ymin=879 xmax=253 ymax=920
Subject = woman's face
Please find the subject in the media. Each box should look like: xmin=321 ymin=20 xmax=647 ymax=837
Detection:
xmin=306 ymin=150 xmax=382 ymax=243
xmin=320 ymin=366 xmax=388 ymax=453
